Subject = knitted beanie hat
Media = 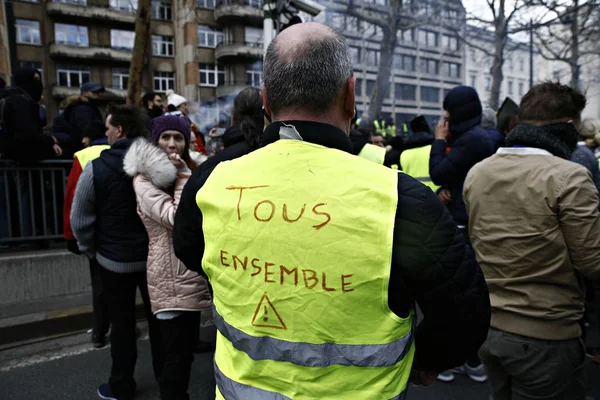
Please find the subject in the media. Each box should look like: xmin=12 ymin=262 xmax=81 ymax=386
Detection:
xmin=151 ymin=114 xmax=191 ymax=144
xmin=443 ymin=86 xmax=483 ymax=135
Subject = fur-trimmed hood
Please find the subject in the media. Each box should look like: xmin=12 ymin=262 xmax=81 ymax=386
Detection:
xmin=123 ymin=138 xmax=177 ymax=189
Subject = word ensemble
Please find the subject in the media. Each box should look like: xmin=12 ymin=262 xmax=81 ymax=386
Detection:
xmin=219 ymin=250 xmax=354 ymax=293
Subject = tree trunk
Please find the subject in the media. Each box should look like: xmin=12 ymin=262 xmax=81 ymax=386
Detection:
xmin=569 ymin=0 xmax=580 ymax=89
xmin=127 ymin=0 xmax=151 ymax=105
xmin=489 ymin=0 xmax=506 ymax=110
xmin=366 ymin=26 xmax=397 ymax=121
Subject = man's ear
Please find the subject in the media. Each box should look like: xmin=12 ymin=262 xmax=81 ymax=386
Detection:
xmin=262 ymin=85 xmax=272 ymax=120
xmin=117 ymin=126 xmax=124 ymax=139
xmin=344 ymin=77 xmax=356 ymax=121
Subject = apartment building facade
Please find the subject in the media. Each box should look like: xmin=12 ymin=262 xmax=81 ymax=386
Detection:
xmin=308 ymin=0 xmax=466 ymax=129
xmin=4 ymin=0 xmax=266 ymax=127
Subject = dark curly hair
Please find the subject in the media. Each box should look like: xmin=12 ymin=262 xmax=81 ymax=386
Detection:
xmin=107 ymin=104 xmax=149 ymax=139
xmin=232 ymin=87 xmax=264 ymax=150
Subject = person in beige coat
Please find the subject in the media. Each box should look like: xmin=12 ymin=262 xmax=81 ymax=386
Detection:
xmin=124 ymin=115 xmax=211 ymax=400
xmin=464 ymin=81 xmax=600 ymax=400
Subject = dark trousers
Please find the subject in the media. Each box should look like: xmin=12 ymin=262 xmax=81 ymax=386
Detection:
xmin=480 ymin=328 xmax=586 ymax=400
xmin=89 ymin=258 xmax=109 ymax=335
xmin=156 ymin=312 xmax=201 ymax=400
xmin=100 ymin=267 xmax=161 ymax=400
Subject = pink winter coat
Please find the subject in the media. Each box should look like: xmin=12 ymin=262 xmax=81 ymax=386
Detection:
xmin=124 ymin=138 xmax=212 ymax=314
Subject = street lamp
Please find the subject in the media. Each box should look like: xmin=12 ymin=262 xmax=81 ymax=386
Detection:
xmin=263 ymin=0 xmax=324 ymax=53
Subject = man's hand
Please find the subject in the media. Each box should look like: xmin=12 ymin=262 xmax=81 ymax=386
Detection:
xmin=438 ymin=188 xmax=451 ymax=205
xmin=435 ymin=119 xmax=450 ymax=140
xmin=168 ymin=153 xmax=186 ymax=170
xmin=53 ymin=144 xmax=63 ymax=157
xmin=409 ymin=367 xmax=437 ymax=386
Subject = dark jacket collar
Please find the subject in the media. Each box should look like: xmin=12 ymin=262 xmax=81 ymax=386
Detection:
xmin=262 ymin=121 xmax=353 ymax=154
xmin=111 ymin=138 xmax=134 ymax=150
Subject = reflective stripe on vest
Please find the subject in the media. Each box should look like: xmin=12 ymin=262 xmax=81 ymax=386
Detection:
xmin=374 ymin=120 xmax=387 ymax=136
xmin=197 ymin=139 xmax=415 ymax=399
xmin=399 ymin=145 xmax=440 ymax=192
xmin=74 ymin=145 xmax=109 ymax=169
xmin=213 ymin=305 xmax=414 ymax=367
xmin=358 ymin=143 xmax=386 ymax=164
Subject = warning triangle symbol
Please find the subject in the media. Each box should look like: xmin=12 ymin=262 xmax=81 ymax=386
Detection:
xmin=251 ymin=292 xmax=287 ymax=330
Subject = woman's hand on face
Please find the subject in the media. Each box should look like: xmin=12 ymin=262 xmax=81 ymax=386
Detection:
xmin=168 ymin=153 xmax=186 ymax=170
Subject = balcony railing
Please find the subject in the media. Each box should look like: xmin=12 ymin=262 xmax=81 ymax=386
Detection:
xmin=49 ymin=43 xmax=132 ymax=62
xmin=213 ymin=0 xmax=263 ymax=26
xmin=47 ymin=2 xmax=135 ymax=24
xmin=215 ymin=40 xmax=263 ymax=61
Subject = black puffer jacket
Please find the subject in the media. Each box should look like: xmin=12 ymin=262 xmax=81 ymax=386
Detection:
xmin=430 ymin=126 xmax=494 ymax=226
xmin=174 ymin=121 xmax=490 ymax=373
xmin=62 ymin=96 xmax=103 ymax=157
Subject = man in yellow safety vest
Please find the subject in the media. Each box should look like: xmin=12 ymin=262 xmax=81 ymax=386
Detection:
xmin=174 ymin=22 xmax=490 ymax=400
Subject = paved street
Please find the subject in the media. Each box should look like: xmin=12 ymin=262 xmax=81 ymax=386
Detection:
xmin=1 ymin=335 xmax=600 ymax=400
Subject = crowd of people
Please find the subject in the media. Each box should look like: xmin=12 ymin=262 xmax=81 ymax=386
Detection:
xmin=2 ymin=20 xmax=600 ymax=400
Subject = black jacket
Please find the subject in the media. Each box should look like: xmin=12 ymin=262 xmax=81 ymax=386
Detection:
xmin=63 ymin=97 xmax=103 ymax=157
xmin=174 ymin=121 xmax=490 ymax=373
xmin=430 ymin=126 xmax=494 ymax=226
xmin=92 ymin=139 xmax=148 ymax=263
xmin=0 ymin=87 xmax=55 ymax=162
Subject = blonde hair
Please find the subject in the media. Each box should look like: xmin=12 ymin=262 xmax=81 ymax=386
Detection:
xmin=580 ymin=119 xmax=600 ymax=146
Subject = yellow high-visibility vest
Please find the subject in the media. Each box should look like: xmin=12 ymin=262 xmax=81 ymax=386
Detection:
xmin=357 ymin=143 xmax=386 ymax=164
xmin=373 ymin=119 xmax=387 ymax=136
xmin=74 ymin=145 xmax=109 ymax=169
xmin=197 ymin=139 xmax=415 ymax=400
xmin=399 ymin=145 xmax=440 ymax=192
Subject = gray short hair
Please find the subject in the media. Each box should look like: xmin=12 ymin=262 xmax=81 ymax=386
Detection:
xmin=263 ymin=28 xmax=353 ymax=117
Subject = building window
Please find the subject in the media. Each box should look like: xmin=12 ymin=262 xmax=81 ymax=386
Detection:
xmin=111 ymin=30 xmax=136 ymax=51
xmin=197 ymin=0 xmax=215 ymax=9
xmin=151 ymin=1 xmax=171 ymax=20
xmin=394 ymin=83 xmax=416 ymax=101
xmin=16 ymin=19 xmax=41 ymax=45
xmin=366 ymin=49 xmax=379 ymax=66
xmin=349 ymin=47 xmax=360 ymax=65
xmin=421 ymin=86 xmax=440 ymax=103
xmin=197 ymin=25 xmax=223 ymax=48
xmin=508 ymin=80 xmax=514 ymax=95
xmin=418 ymin=30 xmax=438 ymax=47
xmin=393 ymin=54 xmax=416 ymax=71
xmin=153 ymin=71 xmax=174 ymax=92
xmin=110 ymin=0 xmax=136 ymax=12
xmin=442 ymin=35 xmax=458 ymax=51
xmin=366 ymin=80 xmax=375 ymax=96
xmin=199 ymin=64 xmax=225 ymax=87
xmin=112 ymin=68 xmax=129 ymax=90
xmin=19 ymin=61 xmax=43 ymax=81
xmin=470 ymin=75 xmax=476 ymax=87
xmin=55 ymin=24 xmax=89 ymax=47
xmin=518 ymin=82 xmax=524 ymax=96
xmin=244 ymin=27 xmax=263 ymax=46
xmin=56 ymin=66 xmax=90 ymax=87
xmin=152 ymin=35 xmax=174 ymax=57
xmin=470 ymin=50 xmax=476 ymax=62
xmin=420 ymin=58 xmax=438 ymax=75
xmin=442 ymin=62 xmax=460 ymax=78
xmin=484 ymin=77 xmax=491 ymax=90
xmin=247 ymin=0 xmax=263 ymax=6
xmin=508 ymin=58 xmax=514 ymax=70
xmin=519 ymin=58 xmax=525 ymax=71
xmin=53 ymin=0 xmax=87 ymax=5
xmin=398 ymin=29 xmax=414 ymax=43
xmin=246 ymin=62 xmax=262 ymax=87
xmin=355 ymin=78 xmax=363 ymax=95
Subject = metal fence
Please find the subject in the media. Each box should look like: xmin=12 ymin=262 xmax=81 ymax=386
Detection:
xmin=0 ymin=160 xmax=72 ymax=243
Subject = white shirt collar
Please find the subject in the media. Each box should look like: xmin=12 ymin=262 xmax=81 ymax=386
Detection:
xmin=496 ymin=147 xmax=553 ymax=156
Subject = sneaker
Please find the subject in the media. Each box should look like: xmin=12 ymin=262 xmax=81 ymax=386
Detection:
xmin=91 ymin=333 xmax=106 ymax=349
xmin=454 ymin=363 xmax=488 ymax=383
xmin=97 ymin=383 xmax=117 ymax=400
xmin=437 ymin=370 xmax=455 ymax=382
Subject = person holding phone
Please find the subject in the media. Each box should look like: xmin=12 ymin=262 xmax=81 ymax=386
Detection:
xmin=430 ymin=86 xmax=494 ymax=383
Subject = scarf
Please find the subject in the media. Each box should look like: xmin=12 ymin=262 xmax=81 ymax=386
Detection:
xmin=505 ymin=123 xmax=579 ymax=159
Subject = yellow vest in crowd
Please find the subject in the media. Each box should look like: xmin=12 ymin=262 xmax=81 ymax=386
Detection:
xmin=196 ymin=139 xmax=415 ymax=400
xmin=399 ymin=145 xmax=440 ymax=192
xmin=374 ymin=119 xmax=387 ymax=136
xmin=358 ymin=143 xmax=386 ymax=164
xmin=74 ymin=145 xmax=109 ymax=169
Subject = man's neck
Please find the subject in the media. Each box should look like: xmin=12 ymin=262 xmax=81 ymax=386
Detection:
xmin=274 ymin=110 xmax=348 ymax=135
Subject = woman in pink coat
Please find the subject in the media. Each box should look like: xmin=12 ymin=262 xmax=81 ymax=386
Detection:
xmin=124 ymin=115 xmax=211 ymax=400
